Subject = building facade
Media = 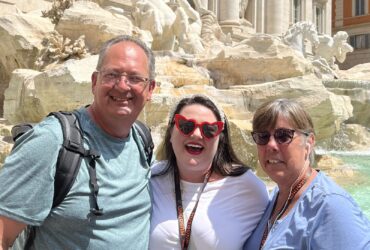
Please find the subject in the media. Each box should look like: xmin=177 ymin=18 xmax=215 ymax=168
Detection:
xmin=189 ymin=0 xmax=332 ymax=36
xmin=333 ymin=0 xmax=370 ymax=69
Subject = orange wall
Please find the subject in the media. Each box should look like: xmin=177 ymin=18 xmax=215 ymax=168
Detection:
xmin=343 ymin=0 xmax=352 ymax=19
xmin=342 ymin=0 xmax=370 ymax=26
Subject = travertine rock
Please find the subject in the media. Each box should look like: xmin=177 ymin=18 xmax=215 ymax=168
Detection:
xmin=0 ymin=13 xmax=54 ymax=114
xmin=323 ymin=79 xmax=370 ymax=127
xmin=0 ymin=0 xmax=52 ymax=15
xmin=56 ymin=1 xmax=134 ymax=53
xmin=4 ymin=56 xmax=97 ymax=123
xmin=197 ymin=34 xmax=313 ymax=88
xmin=3 ymin=69 xmax=42 ymax=123
xmin=337 ymin=63 xmax=370 ymax=81
xmin=228 ymin=74 xmax=353 ymax=141
xmin=320 ymin=123 xmax=370 ymax=151
xmin=155 ymin=56 xmax=210 ymax=87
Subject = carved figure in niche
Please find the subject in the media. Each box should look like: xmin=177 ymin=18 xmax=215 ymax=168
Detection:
xmin=35 ymin=32 xmax=89 ymax=70
xmin=131 ymin=0 xmax=176 ymax=50
xmin=173 ymin=0 xmax=204 ymax=54
xmin=239 ymin=0 xmax=249 ymax=19
xmin=314 ymin=31 xmax=353 ymax=69
xmin=282 ymin=21 xmax=319 ymax=57
xmin=199 ymin=8 xmax=232 ymax=48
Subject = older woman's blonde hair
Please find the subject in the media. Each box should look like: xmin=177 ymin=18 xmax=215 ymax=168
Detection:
xmin=252 ymin=98 xmax=315 ymax=163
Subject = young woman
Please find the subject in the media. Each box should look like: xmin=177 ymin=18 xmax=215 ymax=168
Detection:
xmin=149 ymin=94 xmax=269 ymax=250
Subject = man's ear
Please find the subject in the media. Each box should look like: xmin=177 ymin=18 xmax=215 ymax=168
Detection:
xmin=146 ymin=80 xmax=156 ymax=101
xmin=91 ymin=71 xmax=98 ymax=93
xmin=149 ymin=80 xmax=156 ymax=91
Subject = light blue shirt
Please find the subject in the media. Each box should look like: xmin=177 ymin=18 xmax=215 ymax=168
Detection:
xmin=0 ymin=108 xmax=151 ymax=250
xmin=244 ymin=171 xmax=370 ymax=250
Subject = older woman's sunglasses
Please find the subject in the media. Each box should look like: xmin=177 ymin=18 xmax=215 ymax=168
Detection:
xmin=251 ymin=128 xmax=309 ymax=145
xmin=174 ymin=114 xmax=224 ymax=139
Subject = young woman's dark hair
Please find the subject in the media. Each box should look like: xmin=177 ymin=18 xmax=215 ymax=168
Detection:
xmin=155 ymin=94 xmax=249 ymax=176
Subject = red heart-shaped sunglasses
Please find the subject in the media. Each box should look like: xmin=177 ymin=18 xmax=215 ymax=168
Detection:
xmin=174 ymin=114 xmax=224 ymax=139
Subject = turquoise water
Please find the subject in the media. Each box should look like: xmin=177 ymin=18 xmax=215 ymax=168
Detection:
xmin=331 ymin=152 xmax=370 ymax=220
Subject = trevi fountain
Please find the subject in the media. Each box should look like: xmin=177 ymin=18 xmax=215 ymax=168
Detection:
xmin=0 ymin=0 xmax=369 ymax=218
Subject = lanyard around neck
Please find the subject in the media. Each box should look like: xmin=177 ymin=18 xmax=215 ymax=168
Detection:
xmin=259 ymin=169 xmax=314 ymax=249
xmin=174 ymin=166 xmax=212 ymax=250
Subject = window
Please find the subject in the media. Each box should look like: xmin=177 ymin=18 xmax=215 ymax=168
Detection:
xmin=355 ymin=0 xmax=365 ymax=16
xmin=350 ymin=34 xmax=370 ymax=49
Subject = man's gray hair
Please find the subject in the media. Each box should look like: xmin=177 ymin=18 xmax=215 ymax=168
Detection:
xmin=96 ymin=35 xmax=155 ymax=80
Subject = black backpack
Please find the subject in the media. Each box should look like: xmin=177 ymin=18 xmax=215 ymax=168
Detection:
xmin=11 ymin=111 xmax=154 ymax=249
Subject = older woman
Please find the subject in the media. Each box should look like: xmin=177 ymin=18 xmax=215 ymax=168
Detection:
xmin=244 ymin=98 xmax=370 ymax=250
xmin=149 ymin=94 xmax=268 ymax=250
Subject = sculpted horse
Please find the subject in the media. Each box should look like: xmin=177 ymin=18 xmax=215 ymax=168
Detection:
xmin=282 ymin=21 xmax=319 ymax=57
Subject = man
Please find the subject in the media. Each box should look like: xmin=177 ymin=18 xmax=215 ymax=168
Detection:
xmin=0 ymin=35 xmax=156 ymax=249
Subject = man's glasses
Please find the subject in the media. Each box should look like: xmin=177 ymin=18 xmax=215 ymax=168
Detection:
xmin=251 ymin=128 xmax=309 ymax=145
xmin=174 ymin=114 xmax=224 ymax=139
xmin=97 ymin=70 xmax=149 ymax=87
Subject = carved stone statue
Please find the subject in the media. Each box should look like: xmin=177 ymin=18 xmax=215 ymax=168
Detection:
xmin=282 ymin=21 xmax=319 ymax=57
xmin=199 ymin=8 xmax=232 ymax=48
xmin=131 ymin=0 xmax=176 ymax=50
xmin=131 ymin=0 xmax=205 ymax=54
xmin=314 ymin=31 xmax=353 ymax=69
xmin=172 ymin=0 xmax=204 ymax=54
xmin=239 ymin=0 xmax=249 ymax=19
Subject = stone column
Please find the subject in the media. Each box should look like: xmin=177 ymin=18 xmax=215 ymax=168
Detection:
xmin=325 ymin=0 xmax=332 ymax=35
xmin=255 ymin=0 xmax=265 ymax=33
xmin=265 ymin=0 xmax=284 ymax=34
xmin=218 ymin=0 xmax=241 ymax=34
xmin=219 ymin=0 xmax=239 ymax=23
xmin=302 ymin=0 xmax=312 ymax=22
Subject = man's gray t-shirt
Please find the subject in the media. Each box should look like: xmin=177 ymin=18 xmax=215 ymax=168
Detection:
xmin=0 ymin=108 xmax=151 ymax=249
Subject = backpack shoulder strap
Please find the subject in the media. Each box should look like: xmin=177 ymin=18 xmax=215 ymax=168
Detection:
xmin=24 ymin=111 xmax=103 ymax=249
xmin=23 ymin=111 xmax=86 ymax=250
xmin=133 ymin=120 xmax=154 ymax=165
xmin=48 ymin=111 xmax=86 ymax=208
